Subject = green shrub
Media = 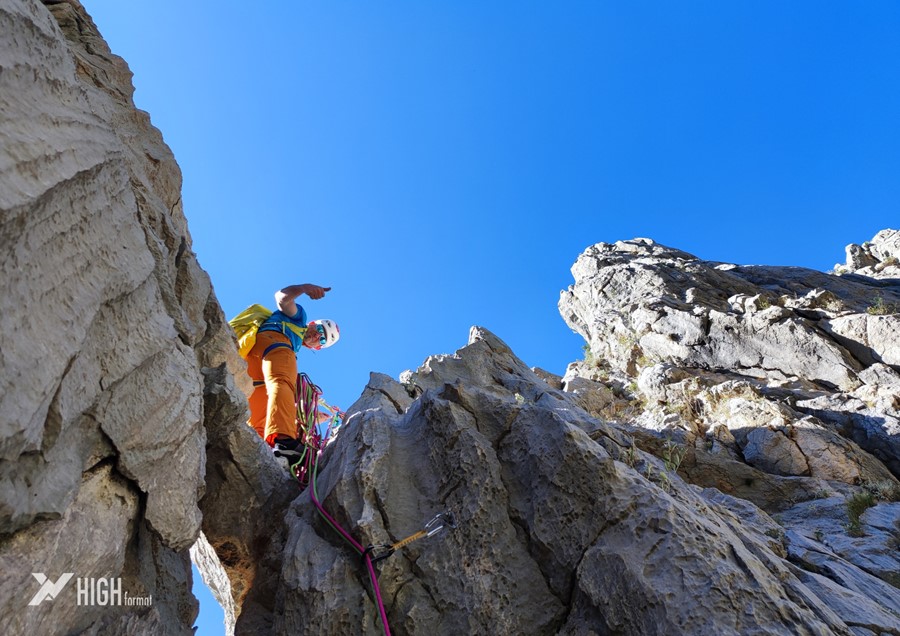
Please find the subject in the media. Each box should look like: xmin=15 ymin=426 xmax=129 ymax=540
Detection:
xmin=662 ymin=439 xmax=686 ymax=473
xmin=846 ymin=492 xmax=876 ymax=537
xmin=862 ymin=479 xmax=900 ymax=502
xmin=867 ymin=296 xmax=897 ymax=315
xmin=582 ymin=343 xmax=594 ymax=365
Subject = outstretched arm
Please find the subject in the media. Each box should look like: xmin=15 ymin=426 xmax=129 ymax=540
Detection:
xmin=275 ymin=284 xmax=331 ymax=317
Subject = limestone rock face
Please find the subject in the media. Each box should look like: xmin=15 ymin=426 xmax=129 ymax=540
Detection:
xmin=208 ymin=327 xmax=899 ymax=635
xmin=4 ymin=1 xmax=899 ymax=634
xmin=546 ymin=232 xmax=900 ymax=634
xmin=0 ymin=1 xmax=244 ymax=633
xmin=558 ymin=234 xmax=900 ymax=483
xmin=838 ymin=229 xmax=900 ymax=279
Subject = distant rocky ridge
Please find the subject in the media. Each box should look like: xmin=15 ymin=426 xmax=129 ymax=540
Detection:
xmin=1 ymin=2 xmax=899 ymax=635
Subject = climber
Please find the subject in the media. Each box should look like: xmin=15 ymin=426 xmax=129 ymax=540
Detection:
xmin=245 ymin=283 xmax=340 ymax=466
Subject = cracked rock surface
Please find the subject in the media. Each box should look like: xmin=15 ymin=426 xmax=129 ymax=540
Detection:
xmin=221 ymin=326 xmax=899 ymax=635
xmin=558 ymin=234 xmax=900 ymax=486
xmin=1 ymin=1 xmax=243 ymax=633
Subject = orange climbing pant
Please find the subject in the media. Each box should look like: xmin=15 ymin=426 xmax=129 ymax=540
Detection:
xmin=245 ymin=330 xmax=297 ymax=445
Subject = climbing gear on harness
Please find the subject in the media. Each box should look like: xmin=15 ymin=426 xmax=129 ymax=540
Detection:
xmin=289 ymin=373 xmax=344 ymax=487
xmin=228 ymin=304 xmax=307 ymax=358
xmin=307 ymin=319 xmax=340 ymax=349
xmin=363 ymin=512 xmax=457 ymax=563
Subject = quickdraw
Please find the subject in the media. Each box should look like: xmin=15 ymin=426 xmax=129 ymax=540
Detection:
xmin=290 ymin=373 xmax=456 ymax=636
xmin=363 ymin=512 xmax=457 ymax=563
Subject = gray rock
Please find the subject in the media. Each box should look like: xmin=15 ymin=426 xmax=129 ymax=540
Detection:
xmin=785 ymin=562 xmax=900 ymax=636
xmin=0 ymin=464 xmax=195 ymax=636
xmin=92 ymin=346 xmax=205 ymax=551
xmin=825 ymin=314 xmax=900 ymax=367
xmin=743 ymin=427 xmax=811 ymax=476
xmin=532 ymin=366 xmax=565 ymax=390
xmin=557 ymin=239 xmax=900 ymax=390
xmin=837 ymin=229 xmax=900 ymax=279
xmin=636 ymin=363 xmax=690 ymax=404
xmin=562 ymin=375 xmax=616 ymax=416
xmin=190 ymin=533 xmax=235 ymax=636
xmin=213 ymin=327 xmax=892 ymax=635
xmin=4 ymin=2 xmax=899 ymax=634
xmin=857 ymin=362 xmax=900 ymax=390
xmin=797 ymin=394 xmax=900 ymax=478
xmin=778 ymin=499 xmax=900 ymax=590
xmin=363 ymin=371 xmax=415 ymax=414
xmin=0 ymin=1 xmax=239 ymax=633
xmin=197 ymin=364 xmax=295 ymax=633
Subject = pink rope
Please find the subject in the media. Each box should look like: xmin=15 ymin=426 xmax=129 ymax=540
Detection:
xmin=365 ymin=555 xmax=390 ymax=635
xmin=296 ymin=374 xmax=391 ymax=635
xmin=309 ymin=469 xmax=364 ymax=552
xmin=308 ymin=452 xmax=392 ymax=636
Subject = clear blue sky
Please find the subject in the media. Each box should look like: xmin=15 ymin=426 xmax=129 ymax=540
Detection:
xmin=82 ymin=2 xmax=899 ymax=634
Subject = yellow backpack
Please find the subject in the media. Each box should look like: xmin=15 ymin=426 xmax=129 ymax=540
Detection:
xmin=228 ymin=304 xmax=307 ymax=358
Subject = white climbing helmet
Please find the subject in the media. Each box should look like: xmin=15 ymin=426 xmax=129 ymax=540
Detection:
xmin=308 ymin=319 xmax=340 ymax=349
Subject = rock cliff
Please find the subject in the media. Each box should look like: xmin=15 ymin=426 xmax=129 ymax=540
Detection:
xmin=208 ymin=224 xmax=899 ymax=635
xmin=0 ymin=1 xmax=245 ymax=633
xmin=191 ymin=231 xmax=900 ymax=636
xmin=196 ymin=241 xmax=900 ymax=635
xmin=2 ymin=2 xmax=899 ymax=635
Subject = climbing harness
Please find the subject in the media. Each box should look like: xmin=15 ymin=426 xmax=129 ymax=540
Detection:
xmin=288 ymin=373 xmax=456 ymax=636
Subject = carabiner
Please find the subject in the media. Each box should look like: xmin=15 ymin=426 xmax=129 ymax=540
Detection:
xmin=424 ymin=512 xmax=457 ymax=537
xmin=363 ymin=543 xmax=396 ymax=564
